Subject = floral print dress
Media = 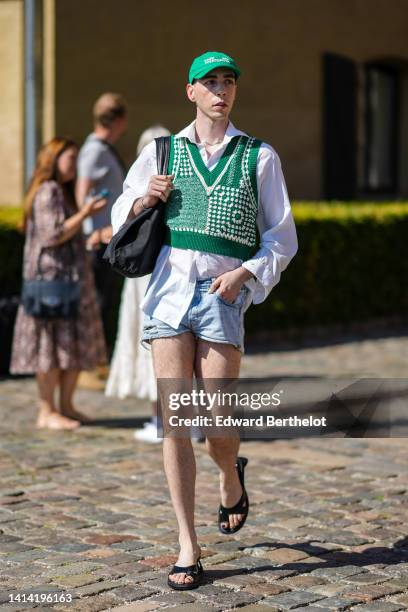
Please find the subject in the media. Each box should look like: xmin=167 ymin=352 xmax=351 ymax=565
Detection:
xmin=10 ymin=181 xmax=107 ymax=373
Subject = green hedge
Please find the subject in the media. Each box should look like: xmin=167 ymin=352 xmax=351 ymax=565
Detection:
xmin=0 ymin=206 xmax=24 ymax=228
xmin=246 ymin=201 xmax=408 ymax=333
xmin=1 ymin=203 xmax=408 ymax=335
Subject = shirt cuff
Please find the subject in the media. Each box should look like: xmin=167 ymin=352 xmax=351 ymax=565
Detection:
xmin=241 ymin=258 xmax=269 ymax=303
xmin=242 ymin=257 xmax=268 ymax=281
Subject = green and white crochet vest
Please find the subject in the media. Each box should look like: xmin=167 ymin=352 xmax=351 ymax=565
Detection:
xmin=164 ymin=134 xmax=261 ymax=260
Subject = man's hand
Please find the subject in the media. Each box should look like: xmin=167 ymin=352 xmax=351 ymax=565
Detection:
xmin=133 ymin=174 xmax=174 ymax=214
xmin=208 ymin=267 xmax=254 ymax=304
xmin=100 ymin=225 xmax=113 ymax=244
xmin=86 ymin=229 xmax=102 ymax=250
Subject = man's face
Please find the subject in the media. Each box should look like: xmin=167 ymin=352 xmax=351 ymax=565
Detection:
xmin=186 ymin=67 xmax=237 ymax=120
xmin=107 ymin=114 xmax=128 ymax=143
xmin=115 ymin=114 xmax=128 ymax=137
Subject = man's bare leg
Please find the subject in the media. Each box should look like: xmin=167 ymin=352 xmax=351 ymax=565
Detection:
xmin=195 ymin=340 xmax=245 ymax=531
xmin=151 ymin=333 xmax=199 ymax=586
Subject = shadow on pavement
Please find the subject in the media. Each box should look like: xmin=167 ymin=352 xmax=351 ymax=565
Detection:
xmin=201 ymin=537 xmax=408 ymax=583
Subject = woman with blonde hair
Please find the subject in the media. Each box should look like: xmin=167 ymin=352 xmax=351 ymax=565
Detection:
xmin=105 ymin=125 xmax=170 ymax=443
xmin=11 ymin=137 xmax=107 ymax=429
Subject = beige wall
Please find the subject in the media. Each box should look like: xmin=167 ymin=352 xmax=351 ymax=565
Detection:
xmin=1 ymin=0 xmax=408 ymax=203
xmin=0 ymin=0 xmax=24 ymax=204
xmin=52 ymin=0 xmax=408 ymax=200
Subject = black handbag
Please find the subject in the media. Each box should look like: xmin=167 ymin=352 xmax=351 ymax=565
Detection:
xmin=22 ymin=228 xmax=80 ymax=319
xmin=103 ymin=135 xmax=171 ymax=277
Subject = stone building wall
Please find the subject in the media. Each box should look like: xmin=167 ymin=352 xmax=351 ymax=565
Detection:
xmin=1 ymin=0 xmax=408 ymax=203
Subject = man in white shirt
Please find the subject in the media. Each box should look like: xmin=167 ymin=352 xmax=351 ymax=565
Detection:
xmin=111 ymin=51 xmax=298 ymax=589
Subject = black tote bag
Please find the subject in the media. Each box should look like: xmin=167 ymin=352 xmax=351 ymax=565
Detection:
xmin=103 ymin=136 xmax=171 ymax=278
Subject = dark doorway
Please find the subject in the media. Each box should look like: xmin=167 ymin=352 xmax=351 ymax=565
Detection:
xmin=322 ymin=52 xmax=357 ymax=200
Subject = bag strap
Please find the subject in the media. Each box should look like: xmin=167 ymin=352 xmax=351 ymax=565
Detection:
xmin=155 ymin=136 xmax=171 ymax=175
xmin=93 ymin=136 xmax=127 ymax=178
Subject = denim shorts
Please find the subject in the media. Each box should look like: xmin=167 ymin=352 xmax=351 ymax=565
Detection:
xmin=142 ymin=278 xmax=249 ymax=353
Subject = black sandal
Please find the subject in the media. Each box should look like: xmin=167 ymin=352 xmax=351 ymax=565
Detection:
xmin=167 ymin=557 xmax=204 ymax=590
xmin=218 ymin=456 xmax=249 ymax=535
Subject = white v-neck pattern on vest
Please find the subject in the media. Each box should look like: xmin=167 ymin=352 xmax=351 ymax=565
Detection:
xmin=182 ymin=136 xmax=243 ymax=197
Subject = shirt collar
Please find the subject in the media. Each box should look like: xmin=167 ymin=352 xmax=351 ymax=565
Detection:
xmin=175 ymin=120 xmax=246 ymax=144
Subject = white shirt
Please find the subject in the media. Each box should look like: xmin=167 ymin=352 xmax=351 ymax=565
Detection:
xmin=111 ymin=121 xmax=298 ymax=329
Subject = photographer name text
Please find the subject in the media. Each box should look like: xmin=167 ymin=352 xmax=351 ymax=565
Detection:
xmin=168 ymin=415 xmax=327 ymax=428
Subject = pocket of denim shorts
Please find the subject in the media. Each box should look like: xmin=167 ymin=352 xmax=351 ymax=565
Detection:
xmin=216 ymin=286 xmax=247 ymax=308
xmin=143 ymin=324 xmax=155 ymax=331
xmin=142 ymin=319 xmax=157 ymax=335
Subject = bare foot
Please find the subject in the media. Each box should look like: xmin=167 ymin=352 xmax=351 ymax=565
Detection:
xmin=219 ymin=467 xmax=245 ymax=531
xmin=168 ymin=544 xmax=201 ymax=586
xmin=61 ymin=407 xmax=92 ymax=423
xmin=36 ymin=413 xmax=80 ymax=430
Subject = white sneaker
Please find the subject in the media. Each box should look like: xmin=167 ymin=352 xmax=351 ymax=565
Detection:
xmin=133 ymin=422 xmax=162 ymax=444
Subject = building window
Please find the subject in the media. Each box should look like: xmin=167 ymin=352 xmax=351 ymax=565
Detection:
xmin=364 ymin=64 xmax=399 ymax=194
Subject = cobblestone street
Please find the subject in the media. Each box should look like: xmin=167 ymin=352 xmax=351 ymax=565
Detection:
xmin=0 ymin=333 xmax=407 ymax=611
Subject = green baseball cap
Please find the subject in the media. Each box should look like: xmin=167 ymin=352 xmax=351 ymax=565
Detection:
xmin=188 ymin=51 xmax=241 ymax=83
